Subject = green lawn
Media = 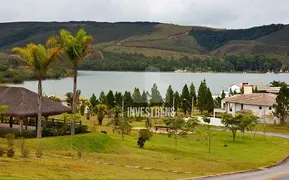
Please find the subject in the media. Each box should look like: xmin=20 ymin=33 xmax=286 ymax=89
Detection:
xmin=1 ymin=118 xmax=289 ymax=180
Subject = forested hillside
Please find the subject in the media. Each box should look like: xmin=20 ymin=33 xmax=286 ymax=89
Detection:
xmin=189 ymin=24 xmax=285 ymax=50
xmin=0 ymin=21 xmax=289 ymax=73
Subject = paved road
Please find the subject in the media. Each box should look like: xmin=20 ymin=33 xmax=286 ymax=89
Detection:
xmin=187 ymin=131 xmax=289 ymax=180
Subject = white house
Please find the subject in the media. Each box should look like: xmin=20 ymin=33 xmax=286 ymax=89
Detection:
xmin=223 ymin=82 xmax=254 ymax=97
xmin=220 ymin=92 xmax=288 ymax=124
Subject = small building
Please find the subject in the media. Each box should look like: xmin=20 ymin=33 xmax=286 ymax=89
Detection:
xmin=223 ymin=82 xmax=254 ymax=97
xmin=220 ymin=93 xmax=286 ymax=124
xmin=0 ymin=87 xmax=72 ymax=132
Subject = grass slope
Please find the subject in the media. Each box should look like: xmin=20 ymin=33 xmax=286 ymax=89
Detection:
xmin=0 ymin=118 xmax=289 ymax=180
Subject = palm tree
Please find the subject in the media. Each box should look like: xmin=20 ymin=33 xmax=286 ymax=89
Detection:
xmin=94 ymin=104 xmax=109 ymax=125
xmin=47 ymin=29 xmax=103 ymax=135
xmin=12 ymin=43 xmax=60 ymax=138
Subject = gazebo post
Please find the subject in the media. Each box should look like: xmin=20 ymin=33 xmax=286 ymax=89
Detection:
xmin=20 ymin=118 xmax=23 ymax=132
xmin=25 ymin=118 xmax=28 ymax=130
xmin=9 ymin=116 xmax=13 ymax=128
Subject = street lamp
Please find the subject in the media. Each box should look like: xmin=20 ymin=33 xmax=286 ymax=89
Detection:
xmin=184 ymin=97 xmax=194 ymax=117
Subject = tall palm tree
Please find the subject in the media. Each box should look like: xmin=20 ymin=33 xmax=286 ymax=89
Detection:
xmin=12 ymin=43 xmax=61 ymax=138
xmin=47 ymin=28 xmax=103 ymax=134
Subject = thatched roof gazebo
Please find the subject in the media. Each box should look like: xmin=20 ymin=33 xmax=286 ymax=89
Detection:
xmin=0 ymin=87 xmax=71 ymax=131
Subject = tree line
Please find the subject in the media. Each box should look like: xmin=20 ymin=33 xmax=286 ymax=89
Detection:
xmin=79 ymin=51 xmax=283 ymax=72
xmin=0 ymin=63 xmax=72 ymax=84
xmin=70 ymin=80 xmax=222 ymax=126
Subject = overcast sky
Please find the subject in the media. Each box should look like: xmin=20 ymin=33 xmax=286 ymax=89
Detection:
xmin=0 ymin=0 xmax=288 ymax=28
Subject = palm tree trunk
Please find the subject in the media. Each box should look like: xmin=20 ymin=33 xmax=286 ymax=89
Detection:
xmin=71 ymin=66 xmax=77 ymax=135
xmin=37 ymin=78 xmax=42 ymax=138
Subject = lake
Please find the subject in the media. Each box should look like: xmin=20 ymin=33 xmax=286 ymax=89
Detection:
xmin=8 ymin=71 xmax=289 ymax=98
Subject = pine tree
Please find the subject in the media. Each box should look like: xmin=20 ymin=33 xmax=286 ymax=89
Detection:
xmin=206 ymin=88 xmax=214 ymax=113
xmin=99 ymin=91 xmax=107 ymax=105
xmin=106 ymin=90 xmax=115 ymax=109
xmin=181 ymin=84 xmax=190 ymax=115
xmin=253 ymin=86 xmax=258 ymax=93
xmin=150 ymin=83 xmax=163 ymax=106
xmin=174 ymin=91 xmax=180 ymax=114
xmin=132 ymin=88 xmax=142 ymax=107
xmin=190 ymin=82 xmax=196 ymax=104
xmin=165 ymin=85 xmax=174 ymax=107
xmin=115 ymin=91 xmax=123 ymax=107
xmin=273 ymin=85 xmax=289 ymax=124
xmin=221 ymin=90 xmax=226 ymax=99
xmin=141 ymin=90 xmax=148 ymax=108
xmin=89 ymin=93 xmax=98 ymax=108
xmin=123 ymin=91 xmax=133 ymax=114
xmin=198 ymin=80 xmax=208 ymax=114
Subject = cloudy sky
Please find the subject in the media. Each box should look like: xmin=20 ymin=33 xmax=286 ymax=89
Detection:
xmin=0 ymin=0 xmax=288 ymax=28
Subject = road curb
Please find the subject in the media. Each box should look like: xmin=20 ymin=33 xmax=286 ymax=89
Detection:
xmin=180 ymin=154 xmax=289 ymax=180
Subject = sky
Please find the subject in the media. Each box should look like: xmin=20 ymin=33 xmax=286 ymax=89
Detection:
xmin=0 ymin=0 xmax=288 ymax=29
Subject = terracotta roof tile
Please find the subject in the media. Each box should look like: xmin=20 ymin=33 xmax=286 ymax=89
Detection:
xmin=223 ymin=93 xmax=276 ymax=106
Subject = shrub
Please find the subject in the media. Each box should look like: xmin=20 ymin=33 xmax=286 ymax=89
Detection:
xmin=139 ymin=129 xmax=153 ymax=140
xmin=6 ymin=133 xmax=15 ymax=148
xmin=19 ymin=138 xmax=29 ymax=158
xmin=179 ymin=131 xmax=187 ymax=138
xmin=75 ymin=125 xmax=88 ymax=134
xmin=77 ymin=146 xmax=83 ymax=159
xmin=137 ymin=129 xmax=153 ymax=148
xmin=137 ymin=137 xmax=146 ymax=148
xmin=0 ymin=147 xmax=5 ymax=156
xmin=42 ymin=124 xmax=87 ymax=137
xmin=15 ymin=130 xmax=36 ymax=138
xmin=7 ymin=149 xmax=15 ymax=158
xmin=35 ymin=149 xmax=43 ymax=158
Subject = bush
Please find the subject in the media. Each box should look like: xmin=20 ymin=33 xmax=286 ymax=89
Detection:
xmin=0 ymin=130 xmax=36 ymax=139
xmin=19 ymin=138 xmax=29 ymax=158
xmin=42 ymin=126 xmax=69 ymax=137
xmin=139 ymin=129 xmax=153 ymax=141
xmin=6 ymin=133 xmax=15 ymax=148
xmin=7 ymin=149 xmax=15 ymax=158
xmin=137 ymin=129 xmax=153 ymax=148
xmin=35 ymin=149 xmax=43 ymax=158
xmin=77 ymin=146 xmax=83 ymax=159
xmin=75 ymin=125 xmax=88 ymax=134
xmin=137 ymin=137 xmax=146 ymax=148
xmin=42 ymin=124 xmax=87 ymax=137
xmin=14 ymin=130 xmax=36 ymax=138
xmin=0 ymin=147 xmax=5 ymax=156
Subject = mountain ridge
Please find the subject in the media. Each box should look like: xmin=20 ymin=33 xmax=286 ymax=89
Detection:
xmin=0 ymin=21 xmax=288 ymax=66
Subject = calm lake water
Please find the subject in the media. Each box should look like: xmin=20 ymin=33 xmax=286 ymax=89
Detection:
xmin=8 ymin=71 xmax=289 ymax=98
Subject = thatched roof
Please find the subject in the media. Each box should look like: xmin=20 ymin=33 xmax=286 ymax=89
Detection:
xmin=0 ymin=87 xmax=71 ymax=117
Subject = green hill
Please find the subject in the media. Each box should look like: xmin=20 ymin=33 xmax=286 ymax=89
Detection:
xmin=0 ymin=21 xmax=289 ymax=67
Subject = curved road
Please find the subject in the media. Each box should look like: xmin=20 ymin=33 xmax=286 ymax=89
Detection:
xmin=187 ymin=132 xmax=289 ymax=180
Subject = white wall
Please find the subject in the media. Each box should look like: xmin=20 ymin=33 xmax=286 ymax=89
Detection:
xmin=224 ymin=102 xmax=279 ymax=124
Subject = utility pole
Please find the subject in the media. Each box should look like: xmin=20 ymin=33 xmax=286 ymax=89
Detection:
xmin=191 ymin=96 xmax=194 ymax=117
xmin=173 ymin=95 xmax=175 ymax=116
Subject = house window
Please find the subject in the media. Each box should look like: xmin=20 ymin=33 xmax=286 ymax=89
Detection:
xmin=269 ymin=107 xmax=272 ymax=110
xmin=241 ymin=104 xmax=244 ymax=110
xmin=259 ymin=106 xmax=262 ymax=110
